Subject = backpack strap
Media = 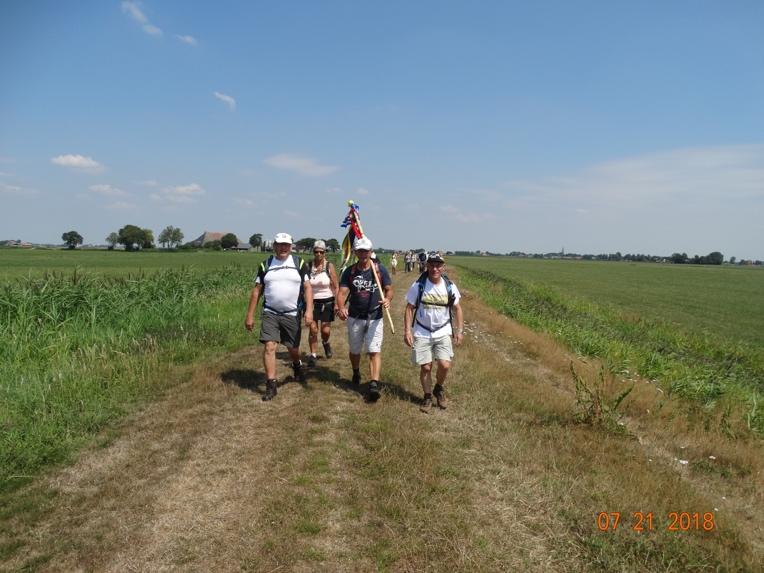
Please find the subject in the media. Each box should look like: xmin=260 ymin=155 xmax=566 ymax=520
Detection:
xmin=259 ymin=254 xmax=308 ymax=313
xmin=412 ymin=272 xmax=455 ymax=329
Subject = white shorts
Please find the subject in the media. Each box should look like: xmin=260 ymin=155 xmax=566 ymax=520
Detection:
xmin=411 ymin=335 xmax=453 ymax=365
xmin=347 ymin=316 xmax=384 ymax=354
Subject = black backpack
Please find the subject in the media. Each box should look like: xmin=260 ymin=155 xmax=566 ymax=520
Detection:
xmin=257 ymin=254 xmax=308 ymax=314
xmin=411 ymin=271 xmax=456 ymax=331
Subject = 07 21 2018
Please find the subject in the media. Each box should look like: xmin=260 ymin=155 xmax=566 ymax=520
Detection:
xmin=596 ymin=511 xmax=717 ymax=532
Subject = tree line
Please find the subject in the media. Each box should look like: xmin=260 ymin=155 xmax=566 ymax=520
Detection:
xmin=60 ymin=227 xmax=341 ymax=253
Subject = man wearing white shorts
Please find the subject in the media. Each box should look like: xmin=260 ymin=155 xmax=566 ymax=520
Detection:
xmin=336 ymin=237 xmax=393 ymax=402
xmin=404 ymin=252 xmax=464 ymax=412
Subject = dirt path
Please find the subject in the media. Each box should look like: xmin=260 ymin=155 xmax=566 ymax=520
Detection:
xmin=3 ymin=271 xmax=761 ymax=572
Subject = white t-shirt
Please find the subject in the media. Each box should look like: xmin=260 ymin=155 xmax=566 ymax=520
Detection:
xmin=255 ymin=255 xmax=309 ymax=315
xmin=405 ymin=277 xmax=461 ymax=339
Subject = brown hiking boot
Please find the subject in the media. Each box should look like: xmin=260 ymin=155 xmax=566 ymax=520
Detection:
xmin=420 ymin=394 xmax=432 ymax=413
xmin=433 ymin=384 xmax=447 ymax=409
xmin=262 ymin=379 xmax=278 ymax=401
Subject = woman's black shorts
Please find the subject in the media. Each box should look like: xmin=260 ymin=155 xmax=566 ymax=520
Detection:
xmin=313 ymin=298 xmax=335 ymax=322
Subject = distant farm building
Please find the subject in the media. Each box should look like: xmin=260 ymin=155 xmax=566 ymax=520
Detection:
xmin=188 ymin=231 xmax=228 ymax=247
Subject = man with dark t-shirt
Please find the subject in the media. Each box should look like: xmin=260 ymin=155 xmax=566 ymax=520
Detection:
xmin=336 ymin=237 xmax=393 ymax=401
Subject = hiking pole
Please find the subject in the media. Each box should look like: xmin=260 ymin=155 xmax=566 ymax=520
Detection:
xmin=369 ymin=258 xmax=395 ymax=334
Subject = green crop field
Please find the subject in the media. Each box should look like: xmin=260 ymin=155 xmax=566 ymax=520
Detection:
xmin=0 ymin=248 xmax=267 ymax=279
xmin=452 ymin=256 xmax=764 ymax=346
xmin=451 ymin=256 xmax=764 ymax=434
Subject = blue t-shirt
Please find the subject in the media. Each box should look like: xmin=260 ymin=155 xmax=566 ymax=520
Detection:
xmin=340 ymin=262 xmax=391 ymax=320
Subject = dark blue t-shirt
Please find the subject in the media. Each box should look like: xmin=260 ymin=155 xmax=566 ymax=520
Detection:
xmin=340 ymin=262 xmax=391 ymax=320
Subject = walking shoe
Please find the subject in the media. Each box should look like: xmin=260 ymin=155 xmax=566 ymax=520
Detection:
xmin=262 ymin=379 xmax=278 ymax=401
xmin=367 ymin=380 xmax=381 ymax=402
xmin=420 ymin=393 xmax=433 ymax=413
xmin=307 ymin=354 xmax=317 ymax=368
xmin=351 ymin=370 xmax=361 ymax=385
xmin=293 ymin=361 xmax=306 ymax=383
xmin=433 ymin=384 xmax=447 ymax=409
xmin=323 ymin=341 xmax=333 ymax=358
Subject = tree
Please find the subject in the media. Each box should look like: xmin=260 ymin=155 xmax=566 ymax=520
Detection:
xmin=106 ymin=232 xmax=119 ymax=250
xmin=141 ymin=228 xmax=155 ymax=249
xmin=221 ymin=233 xmax=239 ymax=250
xmin=170 ymin=227 xmax=184 ymax=248
xmin=706 ymin=251 xmax=724 ymax=265
xmin=158 ymin=226 xmax=174 ymax=249
xmin=729 ymin=256 xmax=736 ymax=265
xmin=204 ymin=240 xmax=222 ymax=251
xmin=249 ymin=233 xmax=263 ymax=250
xmin=325 ymin=238 xmax=340 ymax=252
xmin=295 ymin=237 xmax=316 ymax=252
xmin=117 ymin=224 xmax=146 ymax=251
xmin=62 ymin=230 xmax=83 ymax=249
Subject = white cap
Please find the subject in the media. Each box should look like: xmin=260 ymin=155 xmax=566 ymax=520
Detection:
xmin=273 ymin=232 xmax=293 ymax=244
xmin=313 ymin=239 xmax=326 ymax=250
xmin=354 ymin=237 xmax=373 ymax=251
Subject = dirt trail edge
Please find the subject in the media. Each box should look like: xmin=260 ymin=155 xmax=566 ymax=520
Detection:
xmin=3 ymin=270 xmax=761 ymax=572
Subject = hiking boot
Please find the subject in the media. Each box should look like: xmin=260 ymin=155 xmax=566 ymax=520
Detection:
xmin=420 ymin=394 xmax=433 ymax=413
xmin=351 ymin=370 xmax=361 ymax=385
xmin=367 ymin=380 xmax=381 ymax=402
xmin=323 ymin=341 xmax=333 ymax=359
xmin=262 ymin=379 xmax=278 ymax=401
xmin=293 ymin=361 xmax=306 ymax=383
xmin=307 ymin=354 xmax=317 ymax=368
xmin=433 ymin=384 xmax=447 ymax=409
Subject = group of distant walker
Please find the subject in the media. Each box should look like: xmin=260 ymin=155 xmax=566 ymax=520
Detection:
xmin=245 ymin=233 xmax=464 ymax=412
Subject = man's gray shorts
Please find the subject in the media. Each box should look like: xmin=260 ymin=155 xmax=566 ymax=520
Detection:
xmin=411 ymin=335 xmax=454 ymax=365
xmin=260 ymin=311 xmax=302 ymax=348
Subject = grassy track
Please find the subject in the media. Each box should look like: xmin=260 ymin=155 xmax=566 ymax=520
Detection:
xmin=1 ymin=269 xmax=760 ymax=571
xmin=452 ymin=257 xmax=764 ymax=435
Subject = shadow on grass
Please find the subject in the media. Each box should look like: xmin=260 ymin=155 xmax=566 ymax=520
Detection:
xmin=307 ymin=359 xmax=422 ymax=404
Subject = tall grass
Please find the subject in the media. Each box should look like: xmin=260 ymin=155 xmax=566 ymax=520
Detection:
xmin=455 ymin=266 xmax=764 ymax=435
xmin=0 ymin=267 xmax=254 ymax=489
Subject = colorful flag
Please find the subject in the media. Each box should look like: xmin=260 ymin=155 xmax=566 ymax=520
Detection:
xmin=340 ymin=201 xmax=364 ymax=271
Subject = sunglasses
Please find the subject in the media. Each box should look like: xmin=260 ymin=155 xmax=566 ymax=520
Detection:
xmin=313 ymin=250 xmax=325 ymax=254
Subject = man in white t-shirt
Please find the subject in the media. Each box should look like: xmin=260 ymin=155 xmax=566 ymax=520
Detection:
xmin=403 ymin=252 xmax=464 ymax=412
xmin=245 ymin=232 xmax=313 ymax=401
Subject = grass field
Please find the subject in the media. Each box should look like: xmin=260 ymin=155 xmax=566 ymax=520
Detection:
xmin=451 ymin=256 xmax=764 ymax=434
xmin=451 ymin=257 xmax=764 ymax=346
xmin=0 ymin=248 xmax=268 ymax=279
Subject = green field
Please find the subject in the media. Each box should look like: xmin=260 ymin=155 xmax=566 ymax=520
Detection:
xmin=452 ymin=257 xmax=764 ymax=346
xmin=0 ymin=248 xmax=267 ymax=279
xmin=451 ymin=256 xmax=764 ymax=433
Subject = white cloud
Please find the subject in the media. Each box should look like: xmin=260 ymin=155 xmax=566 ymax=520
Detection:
xmin=1 ymin=183 xmax=36 ymax=196
xmin=0 ymin=171 xmax=12 ymax=177
xmin=105 ymin=201 xmax=136 ymax=210
xmin=439 ymin=204 xmax=496 ymax=224
xmin=234 ymin=198 xmax=257 ymax=208
xmin=325 ymin=187 xmax=342 ymax=194
xmin=263 ymin=153 xmax=338 ymax=177
xmin=153 ymin=183 xmax=205 ymax=204
xmin=284 ymin=209 xmax=302 ymax=218
xmin=138 ymin=179 xmax=159 ymax=187
xmin=175 ymin=34 xmax=197 ymax=45
xmin=0 ymin=183 xmax=22 ymax=194
xmin=356 ymin=187 xmax=370 ymax=196
xmin=122 ymin=1 xmax=147 ymax=23
xmin=51 ymin=154 xmax=104 ymax=173
xmin=0 ymin=156 xmax=15 ymax=164
xmin=122 ymin=2 xmax=162 ymax=36
xmin=143 ymin=24 xmax=162 ymax=36
xmin=213 ymin=91 xmax=236 ymax=111
xmin=89 ymin=184 xmax=128 ymax=197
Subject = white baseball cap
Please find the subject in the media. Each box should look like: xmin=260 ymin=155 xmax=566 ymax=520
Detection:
xmin=354 ymin=237 xmax=373 ymax=251
xmin=273 ymin=232 xmax=293 ymax=244
xmin=313 ymin=239 xmax=326 ymax=250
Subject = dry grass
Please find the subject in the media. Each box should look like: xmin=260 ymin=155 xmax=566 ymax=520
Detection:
xmin=1 ymin=269 xmax=761 ymax=572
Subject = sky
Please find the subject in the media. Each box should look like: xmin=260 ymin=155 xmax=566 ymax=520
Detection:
xmin=1 ymin=1 xmax=763 ymax=259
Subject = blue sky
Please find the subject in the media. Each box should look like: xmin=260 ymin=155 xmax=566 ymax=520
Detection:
xmin=1 ymin=1 xmax=763 ymax=259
